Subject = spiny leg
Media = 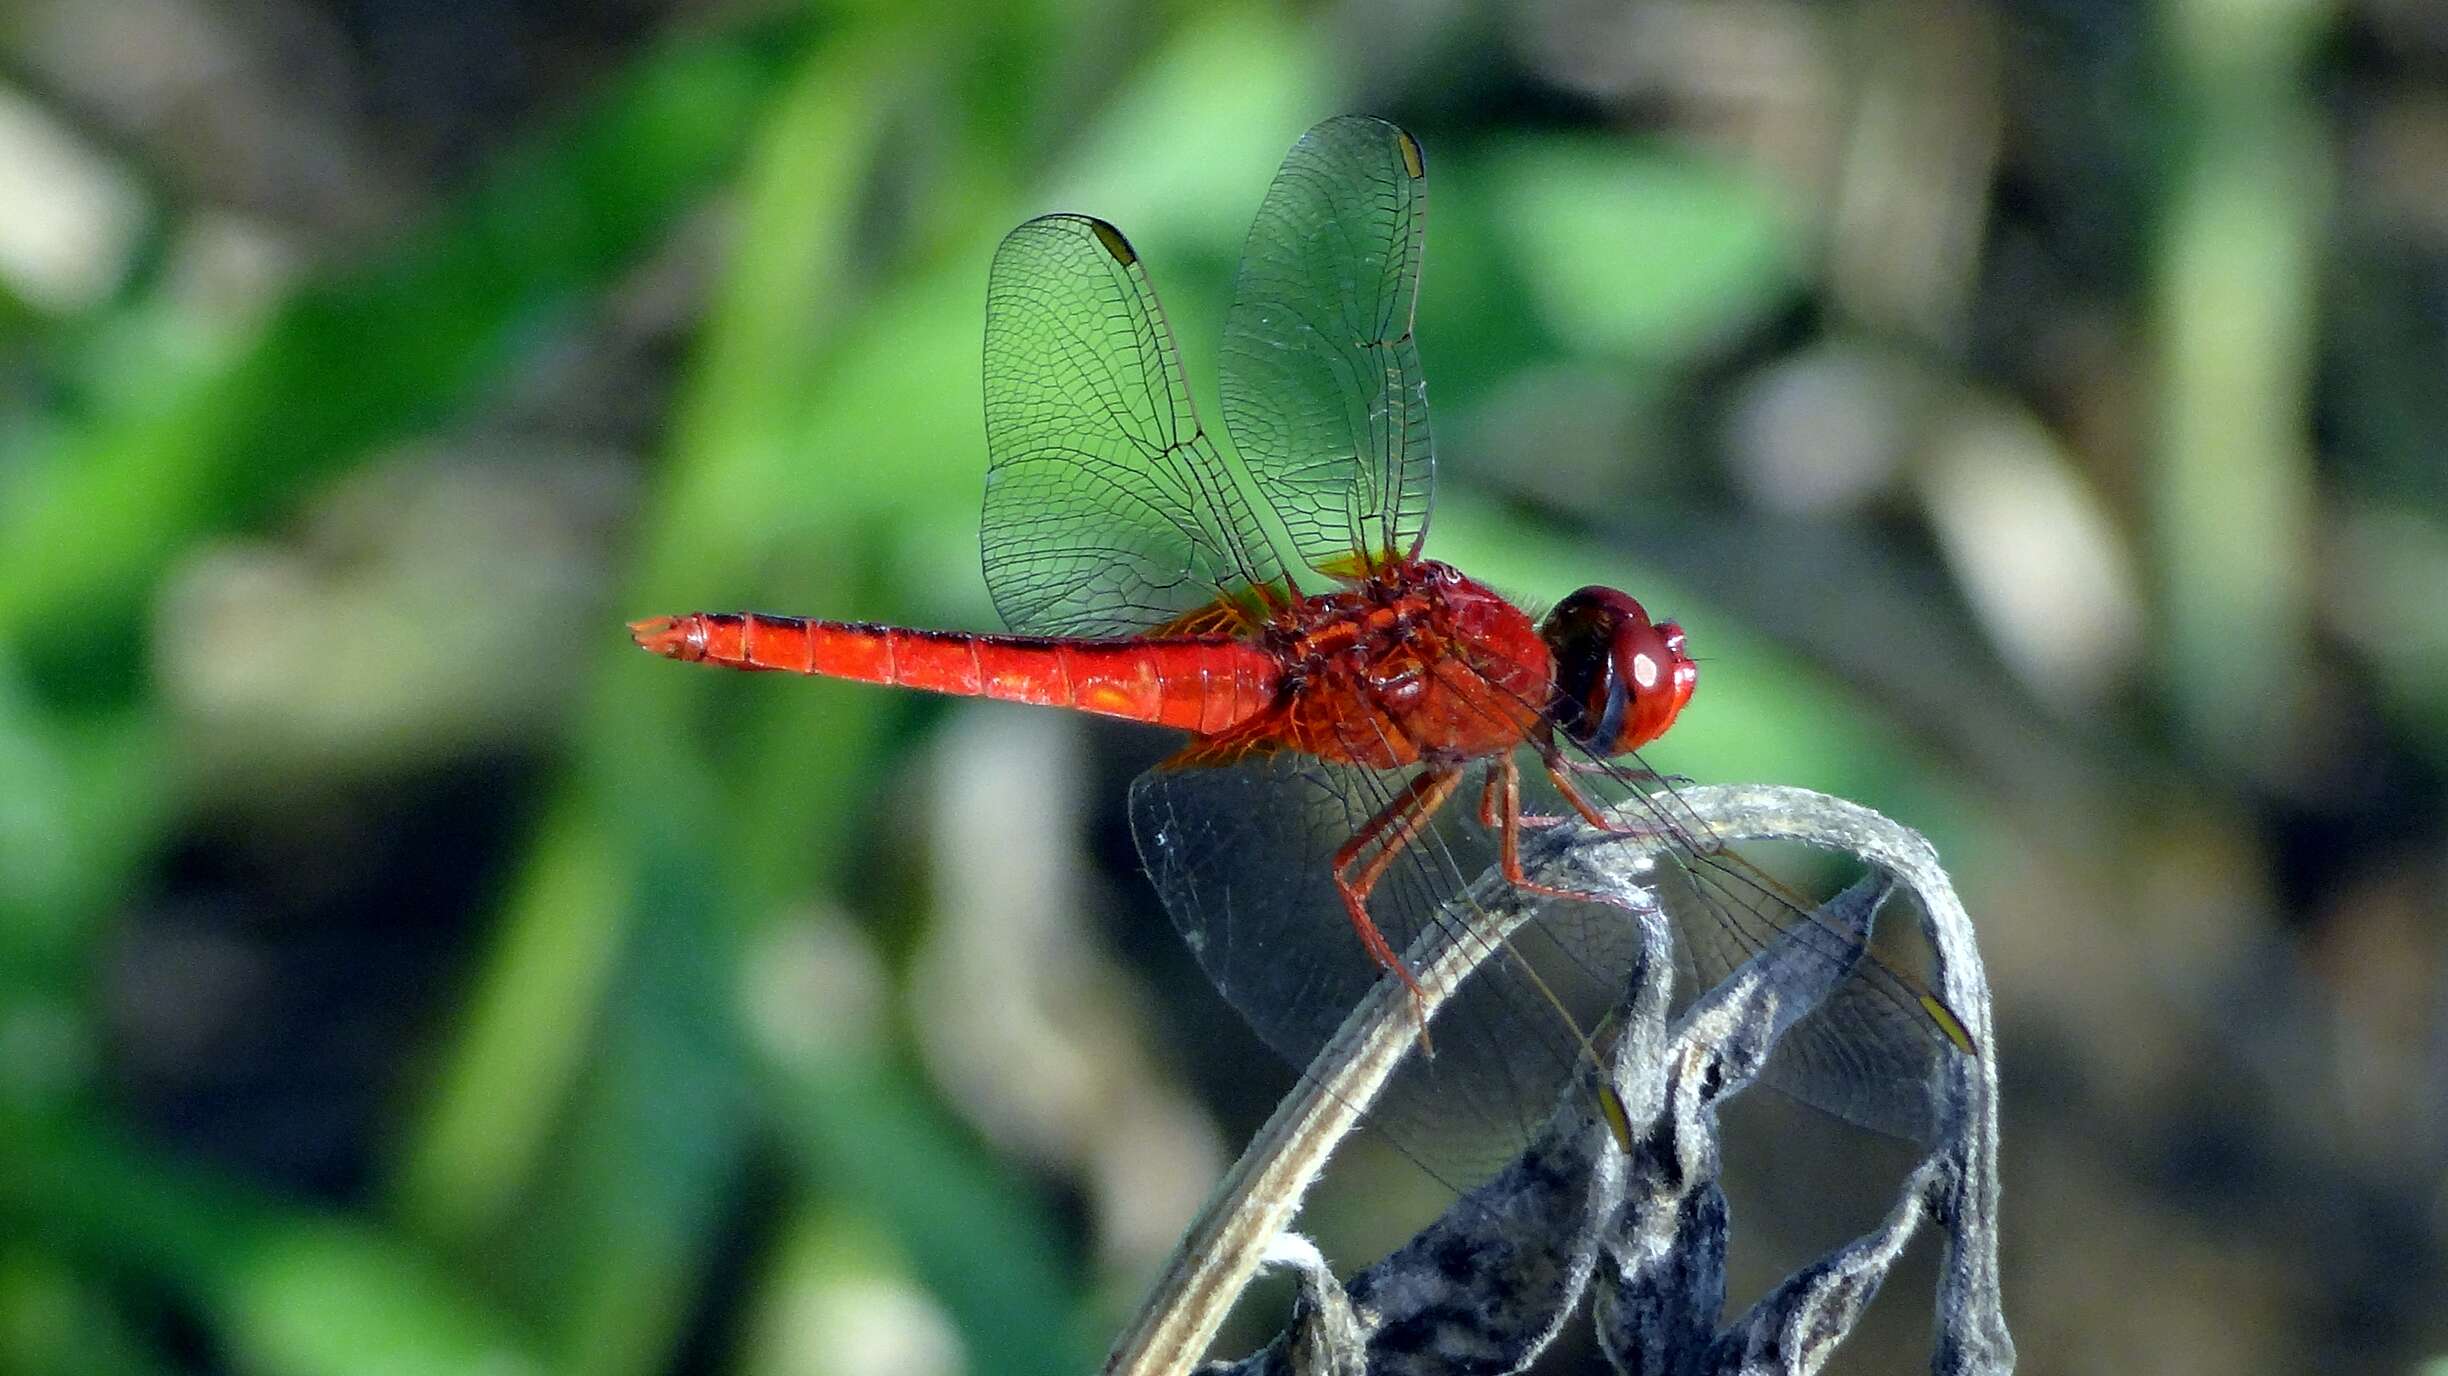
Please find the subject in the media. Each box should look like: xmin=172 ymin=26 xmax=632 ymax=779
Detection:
xmin=1497 ymin=749 xmax=1617 ymax=832
xmin=1493 ymin=754 xmax=1644 ymax=908
xmin=1332 ymin=765 xmax=1463 ymax=1054
xmin=1538 ymin=749 xmax=1729 ymax=853
xmin=1538 ymin=750 xmax=1664 ymax=837
xmin=1529 ymin=749 xmax=1777 ymax=940
xmin=1527 ymin=749 xmax=1797 ymax=972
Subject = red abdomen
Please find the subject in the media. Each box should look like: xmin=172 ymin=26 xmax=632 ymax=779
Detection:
xmin=629 ymin=612 xmax=1279 ymax=736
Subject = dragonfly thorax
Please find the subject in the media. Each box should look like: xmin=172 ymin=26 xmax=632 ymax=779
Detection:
xmin=1265 ymin=560 xmax=1551 ymax=770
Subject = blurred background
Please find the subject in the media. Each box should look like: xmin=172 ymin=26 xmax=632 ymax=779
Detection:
xmin=1 ymin=0 xmax=2444 ymax=1372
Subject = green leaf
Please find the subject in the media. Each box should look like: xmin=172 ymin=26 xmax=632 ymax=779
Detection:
xmin=1482 ymin=140 xmax=1797 ymax=362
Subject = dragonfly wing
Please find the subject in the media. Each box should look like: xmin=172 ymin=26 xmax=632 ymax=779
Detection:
xmin=1758 ymin=971 xmax=1942 ymax=1144
xmin=1555 ymin=740 xmax=1956 ymax=1145
xmin=1130 ymin=748 xmax=1653 ymax=1183
xmin=1135 ymin=735 xmax=1958 ymax=1167
xmin=1665 ymin=864 xmax=1944 ymax=1144
xmin=981 ymin=214 xmax=1290 ymax=637
xmin=1130 ymin=750 xmax=1399 ymax=1067
xmin=1220 ymin=116 xmax=1435 ymax=576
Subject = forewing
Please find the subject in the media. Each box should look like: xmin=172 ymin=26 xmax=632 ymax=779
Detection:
xmin=981 ymin=214 xmax=1288 ymax=637
xmin=1219 ymin=116 xmax=1435 ymax=575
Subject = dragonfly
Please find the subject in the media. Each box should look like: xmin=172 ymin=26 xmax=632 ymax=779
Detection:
xmin=632 ymin=116 xmax=1970 ymax=1156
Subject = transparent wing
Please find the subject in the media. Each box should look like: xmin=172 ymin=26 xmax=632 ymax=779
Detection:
xmin=1650 ymin=848 xmax=1943 ymax=1144
xmin=981 ymin=214 xmax=1290 ymax=637
xmin=1133 ymin=707 xmax=1959 ymax=1166
xmin=1219 ymin=116 xmax=1435 ymax=575
xmin=1129 ymin=748 xmax=1643 ymax=1180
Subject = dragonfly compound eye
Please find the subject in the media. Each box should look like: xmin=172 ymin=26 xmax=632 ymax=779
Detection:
xmin=1539 ymin=587 xmax=1697 ymax=754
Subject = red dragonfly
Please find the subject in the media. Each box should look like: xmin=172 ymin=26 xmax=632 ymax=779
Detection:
xmin=634 ymin=117 xmax=1964 ymax=1147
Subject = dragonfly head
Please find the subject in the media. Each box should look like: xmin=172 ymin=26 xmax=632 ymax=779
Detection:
xmin=1539 ymin=587 xmax=1697 ymax=755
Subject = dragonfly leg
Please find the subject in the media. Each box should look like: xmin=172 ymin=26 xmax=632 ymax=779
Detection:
xmin=1482 ymin=762 xmax=1569 ymax=830
xmin=1514 ymin=805 xmax=1572 ymax=830
xmin=1538 ymin=751 xmax=1674 ymax=838
xmin=1493 ymin=755 xmax=1645 ymax=911
xmin=1332 ymin=765 xmax=1464 ymax=1054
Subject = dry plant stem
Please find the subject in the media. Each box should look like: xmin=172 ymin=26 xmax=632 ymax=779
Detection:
xmin=1656 ymin=784 xmax=2010 ymax=1373
xmin=1097 ymin=858 xmax=1529 ymax=1375
xmin=1100 ymin=782 xmax=2004 ymax=1376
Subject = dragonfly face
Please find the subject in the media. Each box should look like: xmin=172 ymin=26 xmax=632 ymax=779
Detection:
xmin=1539 ymin=586 xmax=1698 ymax=756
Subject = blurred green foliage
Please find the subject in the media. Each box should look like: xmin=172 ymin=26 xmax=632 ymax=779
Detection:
xmin=3 ymin=0 xmax=2446 ymax=1373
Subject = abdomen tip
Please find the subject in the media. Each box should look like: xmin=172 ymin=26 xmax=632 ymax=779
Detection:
xmin=629 ymin=615 xmax=700 ymax=660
